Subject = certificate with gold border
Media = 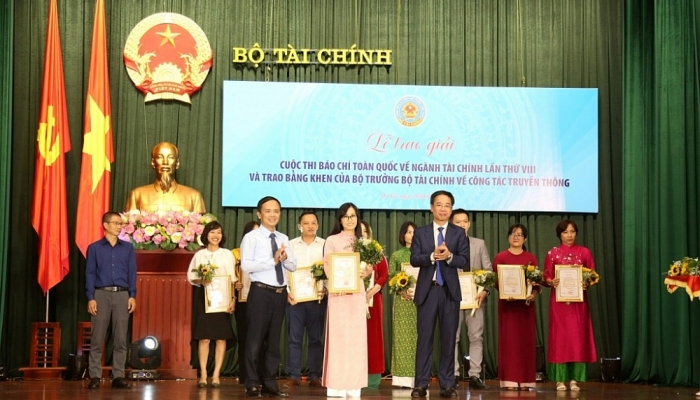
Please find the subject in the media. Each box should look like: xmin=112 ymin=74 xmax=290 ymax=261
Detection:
xmin=328 ymin=252 xmax=360 ymax=293
xmin=555 ymin=264 xmax=583 ymax=302
xmin=237 ymin=268 xmax=252 ymax=302
xmin=402 ymin=263 xmax=420 ymax=299
xmin=205 ymin=275 xmax=232 ymax=313
xmin=458 ymin=272 xmax=478 ymax=309
xmin=497 ymin=264 xmax=527 ymax=300
xmin=288 ymin=266 xmax=318 ymax=303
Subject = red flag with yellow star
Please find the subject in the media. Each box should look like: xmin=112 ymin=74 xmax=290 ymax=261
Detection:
xmin=32 ymin=0 xmax=72 ymax=294
xmin=76 ymin=0 xmax=114 ymax=257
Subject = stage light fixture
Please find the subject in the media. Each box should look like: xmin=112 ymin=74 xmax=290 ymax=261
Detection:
xmin=127 ymin=335 xmax=161 ymax=380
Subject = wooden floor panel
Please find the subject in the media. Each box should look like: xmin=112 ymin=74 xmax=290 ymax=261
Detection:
xmin=0 ymin=378 xmax=696 ymax=400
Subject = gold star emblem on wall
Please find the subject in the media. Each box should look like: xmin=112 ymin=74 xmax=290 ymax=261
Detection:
xmin=156 ymin=25 xmax=180 ymax=47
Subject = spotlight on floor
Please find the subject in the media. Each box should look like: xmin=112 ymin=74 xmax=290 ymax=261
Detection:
xmin=127 ymin=335 xmax=161 ymax=380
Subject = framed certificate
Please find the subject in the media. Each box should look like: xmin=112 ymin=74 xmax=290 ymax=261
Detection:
xmin=288 ymin=266 xmax=318 ymax=303
xmin=237 ymin=268 xmax=252 ymax=302
xmin=402 ymin=263 xmax=420 ymax=299
xmin=458 ymin=272 xmax=478 ymax=309
xmin=327 ymin=252 xmax=361 ymax=293
xmin=555 ymin=265 xmax=583 ymax=302
xmin=497 ymin=264 xmax=527 ymax=300
xmin=205 ymin=275 xmax=232 ymax=313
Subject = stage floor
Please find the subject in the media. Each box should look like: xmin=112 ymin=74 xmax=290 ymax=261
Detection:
xmin=0 ymin=378 xmax=697 ymax=399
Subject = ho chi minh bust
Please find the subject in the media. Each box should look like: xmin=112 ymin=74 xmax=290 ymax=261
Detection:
xmin=125 ymin=142 xmax=206 ymax=213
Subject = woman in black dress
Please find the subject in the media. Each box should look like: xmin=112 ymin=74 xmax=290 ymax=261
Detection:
xmin=188 ymin=221 xmax=237 ymax=388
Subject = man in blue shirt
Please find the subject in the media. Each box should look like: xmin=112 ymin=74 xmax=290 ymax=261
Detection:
xmin=85 ymin=211 xmax=137 ymax=389
xmin=241 ymin=196 xmax=297 ymax=397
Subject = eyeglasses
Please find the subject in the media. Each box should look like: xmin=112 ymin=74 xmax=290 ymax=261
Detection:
xmin=342 ymin=215 xmax=357 ymax=221
xmin=108 ymin=221 xmax=125 ymax=226
xmin=509 ymin=233 xmax=524 ymax=238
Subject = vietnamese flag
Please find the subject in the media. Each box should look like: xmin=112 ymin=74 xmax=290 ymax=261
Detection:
xmin=32 ymin=0 xmax=72 ymax=294
xmin=76 ymin=0 xmax=113 ymax=257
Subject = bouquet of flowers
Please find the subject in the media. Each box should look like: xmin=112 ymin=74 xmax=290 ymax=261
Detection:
xmin=310 ymin=261 xmax=327 ymax=281
xmin=472 ymin=270 xmax=496 ymax=316
xmin=388 ymin=271 xmax=416 ymax=295
xmin=118 ymin=210 xmax=217 ymax=251
xmin=353 ymin=238 xmax=384 ymax=290
xmin=667 ymin=257 xmax=700 ymax=276
xmin=582 ymin=267 xmax=601 ymax=288
xmin=310 ymin=261 xmax=327 ymax=303
xmin=191 ymin=262 xmax=217 ymax=282
xmin=522 ymin=263 xmax=543 ymax=305
xmin=352 ymin=238 xmax=384 ymax=318
xmin=474 ymin=269 xmax=496 ymax=288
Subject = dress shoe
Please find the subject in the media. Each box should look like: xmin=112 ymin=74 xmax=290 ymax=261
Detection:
xmin=411 ymin=386 xmax=428 ymax=398
xmin=111 ymin=377 xmax=131 ymax=389
xmin=211 ymin=380 xmax=221 ymax=388
xmin=197 ymin=381 xmax=207 ymax=388
xmin=468 ymin=376 xmax=489 ymax=390
xmin=246 ymin=386 xmax=262 ymax=397
xmin=440 ymin=387 xmax=457 ymax=398
xmin=88 ymin=377 xmax=101 ymax=389
xmin=308 ymin=378 xmax=323 ymax=387
xmin=283 ymin=378 xmax=300 ymax=388
xmin=261 ymin=386 xmax=289 ymax=397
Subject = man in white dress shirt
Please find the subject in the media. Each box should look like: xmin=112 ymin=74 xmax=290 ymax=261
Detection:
xmin=450 ymin=209 xmax=491 ymax=390
xmin=284 ymin=211 xmax=326 ymax=389
xmin=241 ymin=196 xmax=297 ymax=397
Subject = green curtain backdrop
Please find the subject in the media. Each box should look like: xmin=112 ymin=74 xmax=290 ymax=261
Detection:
xmin=2 ymin=0 xmax=623 ymax=381
xmin=622 ymin=0 xmax=700 ymax=385
xmin=0 ymin=0 xmax=14 ymax=358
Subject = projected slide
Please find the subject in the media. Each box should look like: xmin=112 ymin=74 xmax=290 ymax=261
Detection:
xmin=222 ymin=81 xmax=598 ymax=212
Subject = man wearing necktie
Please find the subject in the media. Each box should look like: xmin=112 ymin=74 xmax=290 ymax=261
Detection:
xmin=409 ymin=191 xmax=470 ymax=398
xmin=241 ymin=196 xmax=297 ymax=397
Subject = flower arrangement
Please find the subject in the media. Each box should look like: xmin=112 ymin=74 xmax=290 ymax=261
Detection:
xmin=388 ymin=271 xmax=416 ymax=295
xmin=118 ymin=210 xmax=217 ymax=251
xmin=582 ymin=267 xmax=601 ymax=287
xmin=310 ymin=261 xmax=327 ymax=303
xmin=522 ymin=263 xmax=542 ymax=305
xmin=191 ymin=262 xmax=217 ymax=282
xmin=310 ymin=261 xmax=327 ymax=281
xmin=352 ymin=238 xmax=385 ymax=291
xmin=523 ymin=263 xmax=543 ymax=284
xmin=474 ymin=270 xmax=496 ymax=288
xmin=352 ymin=238 xmax=384 ymax=267
xmin=667 ymin=257 xmax=700 ymax=276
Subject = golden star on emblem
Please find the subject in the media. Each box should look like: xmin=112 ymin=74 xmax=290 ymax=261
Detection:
xmin=156 ymin=24 xmax=180 ymax=47
xmin=83 ymin=96 xmax=111 ymax=192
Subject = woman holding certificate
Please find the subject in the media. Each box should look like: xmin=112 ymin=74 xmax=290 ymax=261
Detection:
xmin=543 ymin=220 xmax=596 ymax=392
xmin=360 ymin=220 xmax=389 ymax=389
xmin=322 ymin=203 xmax=370 ymax=397
xmin=493 ymin=223 xmax=539 ymax=391
xmin=188 ymin=221 xmax=237 ymax=388
xmin=388 ymin=221 xmax=417 ymax=388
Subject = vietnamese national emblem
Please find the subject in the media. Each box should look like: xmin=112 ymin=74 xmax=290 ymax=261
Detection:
xmin=123 ymin=13 xmax=213 ymax=104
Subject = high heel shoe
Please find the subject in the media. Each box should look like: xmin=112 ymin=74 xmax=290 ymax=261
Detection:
xmin=198 ymin=381 xmax=208 ymax=388
xmin=211 ymin=376 xmax=221 ymax=388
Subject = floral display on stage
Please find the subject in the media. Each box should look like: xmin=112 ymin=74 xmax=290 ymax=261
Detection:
xmin=118 ymin=210 xmax=217 ymax=251
xmin=665 ymin=257 xmax=700 ymax=300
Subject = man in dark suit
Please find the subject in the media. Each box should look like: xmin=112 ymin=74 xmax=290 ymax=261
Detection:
xmin=410 ymin=190 xmax=470 ymax=398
